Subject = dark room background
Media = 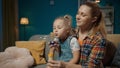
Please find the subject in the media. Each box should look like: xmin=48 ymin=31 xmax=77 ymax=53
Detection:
xmin=0 ymin=0 xmax=120 ymax=51
xmin=18 ymin=0 xmax=78 ymax=41
xmin=18 ymin=0 xmax=120 ymax=41
xmin=0 ymin=0 xmax=2 ymax=51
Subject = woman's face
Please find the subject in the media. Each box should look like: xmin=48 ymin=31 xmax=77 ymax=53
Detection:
xmin=53 ymin=19 xmax=68 ymax=39
xmin=76 ymin=5 xmax=94 ymax=28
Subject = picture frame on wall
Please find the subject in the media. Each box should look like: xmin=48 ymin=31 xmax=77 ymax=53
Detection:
xmin=100 ymin=6 xmax=114 ymax=34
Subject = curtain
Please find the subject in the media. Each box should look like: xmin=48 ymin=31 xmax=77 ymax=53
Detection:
xmin=2 ymin=0 xmax=19 ymax=50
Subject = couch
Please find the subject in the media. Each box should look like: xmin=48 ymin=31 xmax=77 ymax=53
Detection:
xmin=16 ymin=34 xmax=120 ymax=68
xmin=28 ymin=34 xmax=120 ymax=68
xmin=103 ymin=34 xmax=120 ymax=67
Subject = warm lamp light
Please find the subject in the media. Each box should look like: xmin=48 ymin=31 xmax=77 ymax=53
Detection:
xmin=20 ymin=17 xmax=29 ymax=40
xmin=20 ymin=17 xmax=29 ymax=25
xmin=95 ymin=0 xmax=100 ymax=3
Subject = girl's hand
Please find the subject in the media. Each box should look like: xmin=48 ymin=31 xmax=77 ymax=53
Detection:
xmin=49 ymin=41 xmax=60 ymax=51
xmin=47 ymin=60 xmax=66 ymax=68
xmin=49 ymin=41 xmax=59 ymax=47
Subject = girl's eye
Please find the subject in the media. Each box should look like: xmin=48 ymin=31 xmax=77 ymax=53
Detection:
xmin=58 ymin=27 xmax=61 ymax=29
xmin=57 ymin=26 xmax=62 ymax=29
xmin=82 ymin=14 xmax=86 ymax=17
xmin=53 ymin=27 xmax=61 ymax=30
xmin=81 ymin=13 xmax=86 ymax=17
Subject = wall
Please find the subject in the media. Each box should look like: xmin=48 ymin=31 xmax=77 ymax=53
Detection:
xmin=18 ymin=0 xmax=78 ymax=40
xmin=99 ymin=0 xmax=120 ymax=34
xmin=0 ymin=0 xmax=3 ymax=51
xmin=19 ymin=0 xmax=120 ymax=41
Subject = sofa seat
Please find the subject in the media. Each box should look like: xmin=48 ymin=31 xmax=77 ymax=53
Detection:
xmin=29 ymin=34 xmax=120 ymax=68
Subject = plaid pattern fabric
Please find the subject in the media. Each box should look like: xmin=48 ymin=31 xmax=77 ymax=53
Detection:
xmin=78 ymin=32 xmax=106 ymax=67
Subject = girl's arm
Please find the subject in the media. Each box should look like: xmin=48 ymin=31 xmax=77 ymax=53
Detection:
xmin=48 ymin=40 xmax=60 ymax=60
xmin=69 ymin=51 xmax=80 ymax=64
xmin=48 ymin=46 xmax=55 ymax=60
xmin=69 ymin=37 xmax=80 ymax=64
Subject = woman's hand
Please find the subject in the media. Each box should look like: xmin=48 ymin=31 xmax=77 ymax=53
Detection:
xmin=47 ymin=59 xmax=82 ymax=68
xmin=47 ymin=60 xmax=66 ymax=68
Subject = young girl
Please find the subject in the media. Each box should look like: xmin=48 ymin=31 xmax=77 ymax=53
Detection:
xmin=48 ymin=15 xmax=80 ymax=64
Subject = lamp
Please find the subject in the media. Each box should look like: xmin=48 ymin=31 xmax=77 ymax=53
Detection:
xmin=20 ymin=17 xmax=29 ymax=40
xmin=95 ymin=0 xmax=100 ymax=3
xmin=20 ymin=17 xmax=29 ymax=25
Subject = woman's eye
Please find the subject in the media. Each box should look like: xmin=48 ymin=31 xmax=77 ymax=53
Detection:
xmin=80 ymin=12 xmax=86 ymax=17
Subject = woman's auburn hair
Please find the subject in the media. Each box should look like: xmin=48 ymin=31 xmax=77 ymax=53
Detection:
xmin=76 ymin=2 xmax=107 ymax=38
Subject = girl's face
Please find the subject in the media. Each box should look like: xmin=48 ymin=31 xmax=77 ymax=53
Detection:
xmin=53 ymin=19 xmax=69 ymax=39
xmin=76 ymin=5 xmax=95 ymax=28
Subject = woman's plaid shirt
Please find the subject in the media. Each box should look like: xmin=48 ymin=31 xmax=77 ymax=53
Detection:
xmin=78 ymin=32 xmax=106 ymax=67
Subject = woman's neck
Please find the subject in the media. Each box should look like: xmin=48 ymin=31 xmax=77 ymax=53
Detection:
xmin=78 ymin=27 xmax=90 ymax=40
xmin=78 ymin=27 xmax=90 ymax=34
xmin=79 ymin=23 xmax=93 ymax=34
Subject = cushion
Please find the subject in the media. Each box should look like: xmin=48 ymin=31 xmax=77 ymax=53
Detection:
xmin=0 ymin=47 xmax=34 ymax=68
xmin=15 ymin=40 xmax=46 ymax=65
xmin=112 ymin=44 xmax=120 ymax=67
xmin=102 ymin=40 xmax=116 ymax=66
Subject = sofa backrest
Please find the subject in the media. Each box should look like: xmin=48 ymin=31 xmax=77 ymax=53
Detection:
xmin=29 ymin=35 xmax=50 ymax=60
xmin=103 ymin=34 xmax=120 ymax=66
xmin=107 ymin=34 xmax=120 ymax=47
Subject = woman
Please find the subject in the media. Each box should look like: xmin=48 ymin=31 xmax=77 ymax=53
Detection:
xmin=47 ymin=2 xmax=107 ymax=68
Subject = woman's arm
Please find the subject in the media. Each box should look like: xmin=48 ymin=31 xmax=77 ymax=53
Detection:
xmin=87 ymin=38 xmax=106 ymax=67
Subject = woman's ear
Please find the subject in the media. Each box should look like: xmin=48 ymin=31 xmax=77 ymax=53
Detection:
xmin=92 ymin=17 xmax=97 ymax=23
